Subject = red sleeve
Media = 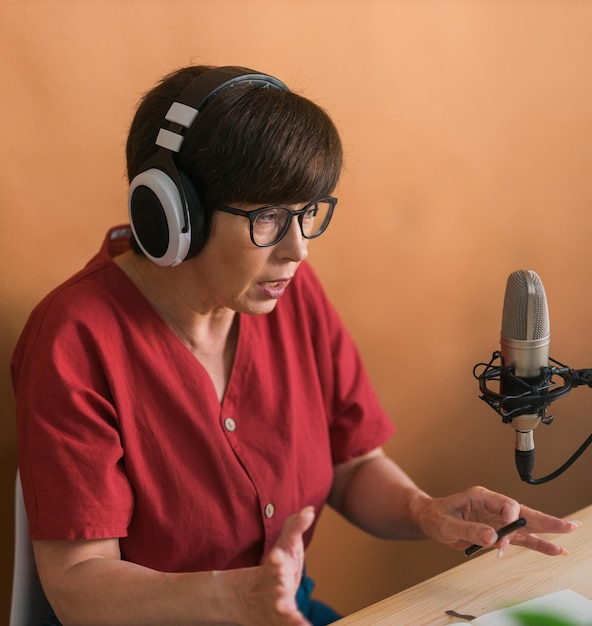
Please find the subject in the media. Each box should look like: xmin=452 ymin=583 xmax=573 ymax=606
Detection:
xmin=293 ymin=264 xmax=395 ymax=465
xmin=12 ymin=278 xmax=134 ymax=540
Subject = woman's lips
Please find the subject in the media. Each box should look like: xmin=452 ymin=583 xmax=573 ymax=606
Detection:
xmin=259 ymin=278 xmax=291 ymax=299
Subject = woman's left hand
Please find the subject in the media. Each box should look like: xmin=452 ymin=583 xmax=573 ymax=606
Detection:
xmin=410 ymin=485 xmax=581 ymax=556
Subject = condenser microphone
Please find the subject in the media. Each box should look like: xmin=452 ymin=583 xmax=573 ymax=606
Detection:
xmin=475 ymin=271 xmax=592 ymax=483
xmin=499 ymin=270 xmax=550 ymax=480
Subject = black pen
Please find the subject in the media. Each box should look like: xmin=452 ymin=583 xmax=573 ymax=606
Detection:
xmin=464 ymin=517 xmax=526 ymax=557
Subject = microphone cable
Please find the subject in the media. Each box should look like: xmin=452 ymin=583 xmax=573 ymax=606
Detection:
xmin=523 ymin=432 xmax=592 ymax=484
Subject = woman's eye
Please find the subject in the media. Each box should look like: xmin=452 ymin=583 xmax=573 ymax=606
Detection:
xmin=256 ymin=210 xmax=280 ymax=227
xmin=303 ymin=206 xmax=319 ymax=220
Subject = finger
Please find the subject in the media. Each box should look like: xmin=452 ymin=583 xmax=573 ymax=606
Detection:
xmin=431 ymin=520 xmax=495 ymax=551
xmin=467 ymin=522 xmax=499 ymax=548
xmin=274 ymin=507 xmax=316 ymax=553
xmin=495 ymin=535 xmax=513 ymax=558
xmin=519 ymin=504 xmax=581 ymax=535
xmin=449 ymin=517 xmax=528 ymax=550
xmin=265 ymin=547 xmax=305 ymax=616
xmin=509 ymin=532 xmax=569 ymax=556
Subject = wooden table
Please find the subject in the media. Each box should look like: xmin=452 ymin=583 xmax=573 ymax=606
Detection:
xmin=335 ymin=505 xmax=592 ymax=625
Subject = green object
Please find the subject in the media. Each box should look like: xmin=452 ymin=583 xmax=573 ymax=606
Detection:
xmin=513 ymin=610 xmax=583 ymax=626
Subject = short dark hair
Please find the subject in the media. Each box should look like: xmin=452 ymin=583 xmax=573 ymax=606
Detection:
xmin=126 ymin=65 xmax=343 ymax=212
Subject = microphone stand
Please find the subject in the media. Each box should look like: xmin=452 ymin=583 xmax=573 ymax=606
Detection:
xmin=474 ymin=352 xmax=592 ymax=484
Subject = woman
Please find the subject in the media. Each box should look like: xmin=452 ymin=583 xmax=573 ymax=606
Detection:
xmin=12 ymin=65 xmax=578 ymax=626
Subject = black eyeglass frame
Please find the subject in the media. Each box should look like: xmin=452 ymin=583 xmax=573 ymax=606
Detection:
xmin=214 ymin=196 xmax=338 ymax=248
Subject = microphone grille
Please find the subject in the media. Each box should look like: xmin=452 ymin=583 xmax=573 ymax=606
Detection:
xmin=501 ymin=270 xmax=550 ymax=341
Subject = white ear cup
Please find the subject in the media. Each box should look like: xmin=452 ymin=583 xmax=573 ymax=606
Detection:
xmin=128 ymin=169 xmax=192 ymax=267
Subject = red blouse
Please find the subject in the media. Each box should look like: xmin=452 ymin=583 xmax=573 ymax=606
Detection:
xmin=13 ymin=226 xmax=394 ymax=573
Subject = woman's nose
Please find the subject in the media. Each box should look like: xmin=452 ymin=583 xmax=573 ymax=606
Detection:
xmin=275 ymin=216 xmax=308 ymax=262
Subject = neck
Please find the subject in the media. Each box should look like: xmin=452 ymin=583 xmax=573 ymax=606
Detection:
xmin=114 ymin=250 xmax=237 ymax=352
xmin=114 ymin=251 xmax=239 ymax=403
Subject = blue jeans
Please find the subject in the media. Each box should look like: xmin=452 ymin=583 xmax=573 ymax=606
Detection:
xmin=43 ymin=607 xmax=61 ymax=626
xmin=43 ymin=571 xmax=342 ymax=625
xmin=297 ymin=572 xmax=343 ymax=625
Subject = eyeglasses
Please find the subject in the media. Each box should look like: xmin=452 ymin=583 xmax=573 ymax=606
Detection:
xmin=214 ymin=197 xmax=337 ymax=247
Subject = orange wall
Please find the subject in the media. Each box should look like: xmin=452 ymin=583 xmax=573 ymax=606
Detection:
xmin=2 ymin=1 xmax=592 ymax=621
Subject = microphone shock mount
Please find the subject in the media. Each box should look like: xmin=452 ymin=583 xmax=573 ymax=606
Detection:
xmin=473 ymin=351 xmax=592 ymax=483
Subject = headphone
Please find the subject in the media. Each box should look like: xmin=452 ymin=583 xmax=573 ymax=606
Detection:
xmin=128 ymin=66 xmax=289 ymax=267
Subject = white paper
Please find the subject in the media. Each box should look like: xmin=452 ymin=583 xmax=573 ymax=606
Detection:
xmin=471 ymin=589 xmax=592 ymax=625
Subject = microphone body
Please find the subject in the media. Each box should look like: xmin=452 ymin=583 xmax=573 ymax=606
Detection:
xmin=499 ymin=270 xmax=550 ymax=480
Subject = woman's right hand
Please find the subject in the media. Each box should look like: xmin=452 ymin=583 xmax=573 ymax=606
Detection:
xmin=243 ymin=507 xmax=315 ymax=626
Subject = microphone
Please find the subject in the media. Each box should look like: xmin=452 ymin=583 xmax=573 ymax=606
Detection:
xmin=499 ymin=270 xmax=550 ymax=481
xmin=475 ymin=270 xmax=592 ymax=483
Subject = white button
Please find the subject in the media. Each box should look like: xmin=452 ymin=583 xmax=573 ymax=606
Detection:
xmin=224 ymin=418 xmax=236 ymax=432
xmin=264 ymin=503 xmax=275 ymax=518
